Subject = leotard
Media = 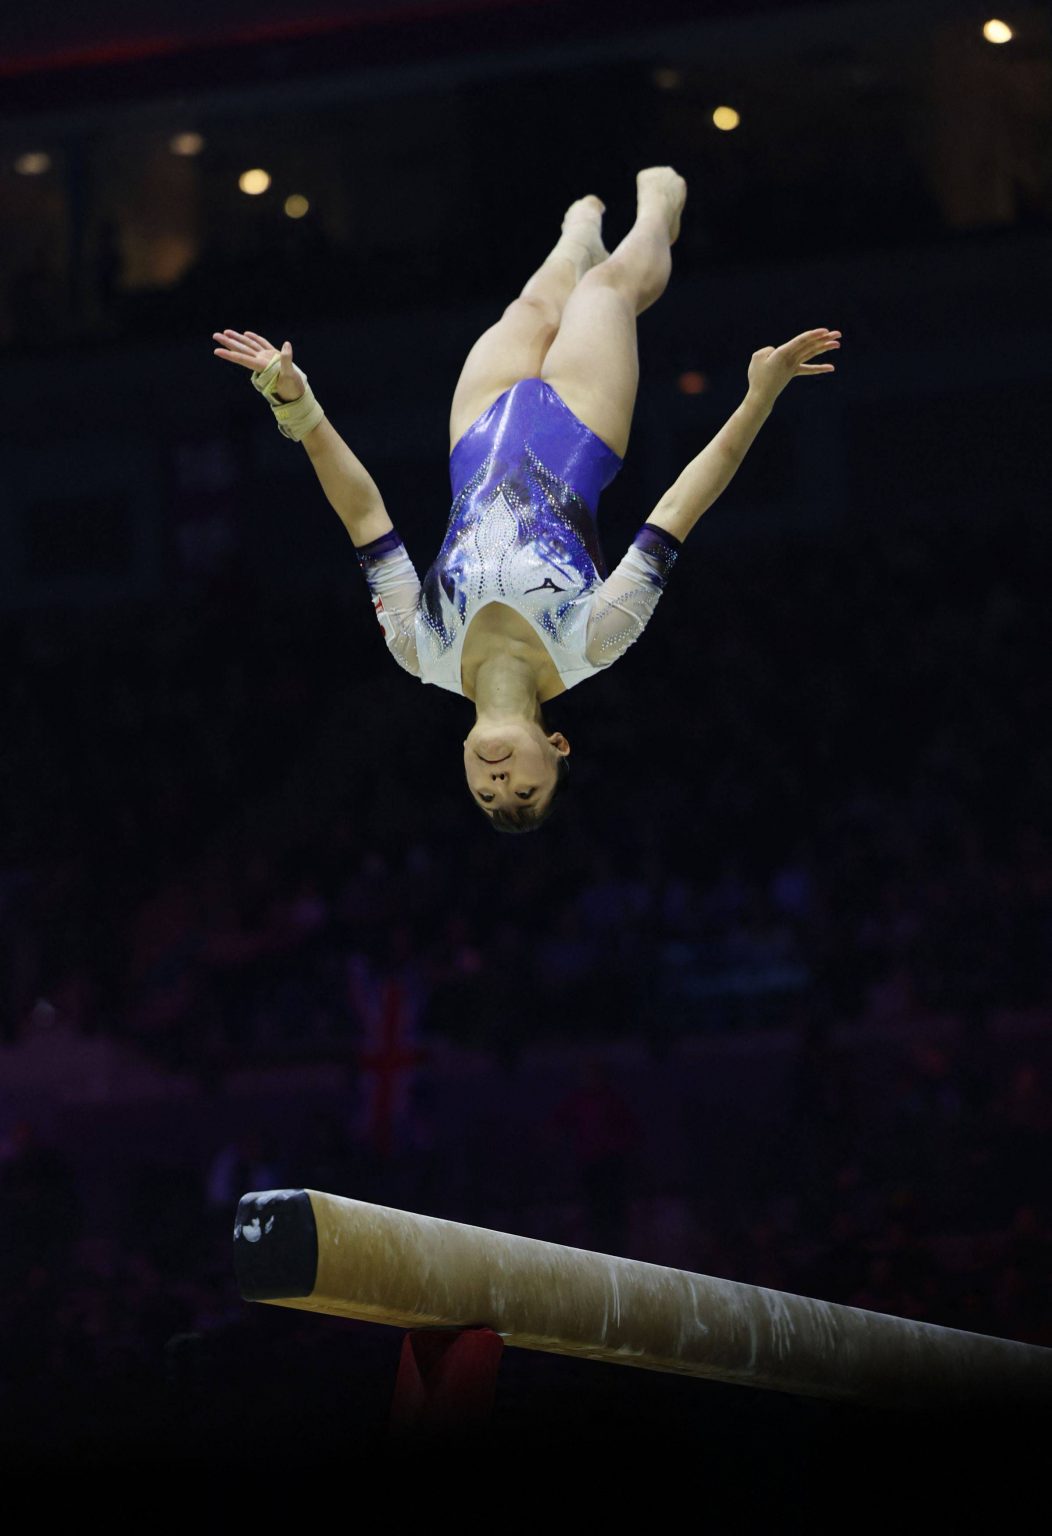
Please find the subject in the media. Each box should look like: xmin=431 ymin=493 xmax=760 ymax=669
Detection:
xmin=356 ymin=377 xmax=679 ymax=696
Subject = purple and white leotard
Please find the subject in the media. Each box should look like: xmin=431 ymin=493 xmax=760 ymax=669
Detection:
xmin=356 ymin=377 xmax=679 ymax=696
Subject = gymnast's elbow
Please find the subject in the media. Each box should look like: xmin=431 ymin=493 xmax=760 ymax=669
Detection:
xmin=646 ymin=500 xmax=703 ymax=542
xmin=646 ymin=496 xmax=682 ymax=531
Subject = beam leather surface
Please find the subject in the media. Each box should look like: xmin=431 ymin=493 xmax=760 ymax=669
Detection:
xmin=234 ymin=1188 xmax=1052 ymax=1408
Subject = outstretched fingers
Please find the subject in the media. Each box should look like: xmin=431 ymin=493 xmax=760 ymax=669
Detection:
xmin=214 ymin=348 xmax=255 ymax=367
xmin=212 ymin=328 xmax=277 ymax=368
xmin=784 ymin=327 xmax=840 ymax=376
xmin=784 ymin=328 xmax=840 ymax=353
xmin=212 ymin=330 xmax=253 ymax=360
xmin=215 ymin=330 xmax=257 ymax=352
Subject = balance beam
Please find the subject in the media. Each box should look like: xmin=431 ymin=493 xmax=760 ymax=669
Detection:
xmin=233 ymin=1189 xmax=1052 ymax=1408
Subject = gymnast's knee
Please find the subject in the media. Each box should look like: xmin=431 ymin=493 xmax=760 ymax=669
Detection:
xmin=506 ymin=294 xmax=561 ymax=334
xmin=581 ymin=257 xmax=665 ymax=313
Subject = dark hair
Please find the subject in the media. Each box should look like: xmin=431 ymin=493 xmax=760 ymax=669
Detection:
xmin=486 ymin=754 xmax=570 ymax=835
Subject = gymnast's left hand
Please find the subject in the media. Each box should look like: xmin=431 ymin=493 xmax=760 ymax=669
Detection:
xmin=211 ymin=329 xmax=307 ymax=402
xmin=747 ymin=328 xmax=841 ymax=403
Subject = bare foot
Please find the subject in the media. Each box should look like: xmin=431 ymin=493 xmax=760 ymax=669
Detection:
xmin=636 ymin=167 xmax=687 ymax=244
xmin=560 ymin=194 xmax=609 ymax=271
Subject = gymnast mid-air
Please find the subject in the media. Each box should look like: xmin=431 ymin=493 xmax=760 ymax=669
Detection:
xmin=213 ymin=167 xmax=839 ymax=831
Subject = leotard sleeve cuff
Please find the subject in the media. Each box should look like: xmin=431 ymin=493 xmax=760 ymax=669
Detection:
xmin=631 ymin=523 xmax=681 ymax=586
xmin=354 ymin=530 xmax=422 ymax=680
xmin=356 ymin=528 xmax=407 ymax=562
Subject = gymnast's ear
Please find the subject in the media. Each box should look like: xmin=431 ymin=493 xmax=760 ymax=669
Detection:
xmin=548 ymin=731 xmax=570 ymax=757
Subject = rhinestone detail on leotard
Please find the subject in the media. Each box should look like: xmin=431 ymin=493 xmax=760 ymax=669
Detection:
xmin=356 ymin=379 xmax=679 ymax=695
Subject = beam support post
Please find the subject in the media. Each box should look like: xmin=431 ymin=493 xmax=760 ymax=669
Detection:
xmin=390 ymin=1326 xmax=504 ymax=1438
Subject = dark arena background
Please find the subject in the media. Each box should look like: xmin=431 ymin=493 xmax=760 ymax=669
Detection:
xmin=1 ymin=0 xmax=1051 ymax=1507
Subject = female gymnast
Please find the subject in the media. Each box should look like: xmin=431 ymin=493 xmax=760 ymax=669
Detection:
xmin=213 ymin=167 xmax=839 ymax=832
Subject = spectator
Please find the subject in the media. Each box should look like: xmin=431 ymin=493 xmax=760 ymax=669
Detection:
xmin=549 ymin=1061 xmax=642 ymax=1253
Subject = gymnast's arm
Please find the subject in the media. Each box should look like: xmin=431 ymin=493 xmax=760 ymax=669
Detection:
xmin=212 ymin=329 xmax=422 ymax=675
xmin=212 ymin=329 xmax=393 ymax=545
xmin=299 ymin=416 xmax=394 ymax=546
xmin=645 ymin=328 xmax=840 ymax=544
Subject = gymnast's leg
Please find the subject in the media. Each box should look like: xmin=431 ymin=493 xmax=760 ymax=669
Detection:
xmin=540 ymin=167 xmax=686 ymax=458
xmin=448 ymin=195 xmax=609 ymax=451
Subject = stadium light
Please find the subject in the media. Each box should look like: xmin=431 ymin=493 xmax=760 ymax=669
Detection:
xmin=712 ymin=105 xmax=741 ymax=132
xmin=239 ymin=168 xmax=272 ymax=196
xmin=170 ymin=132 xmax=205 ymax=156
xmin=982 ymin=19 xmax=1013 ymax=43
xmin=15 ymin=152 xmax=51 ymax=175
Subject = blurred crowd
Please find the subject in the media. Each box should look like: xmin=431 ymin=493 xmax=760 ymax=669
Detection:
xmin=2 ymin=484 xmax=1051 ymax=1452
xmin=4 ymin=500 xmax=1052 ymax=1060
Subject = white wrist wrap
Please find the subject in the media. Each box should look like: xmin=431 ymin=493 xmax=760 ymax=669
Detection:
xmin=251 ymin=353 xmax=325 ymax=441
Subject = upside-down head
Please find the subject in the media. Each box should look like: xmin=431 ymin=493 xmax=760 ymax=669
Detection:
xmin=463 ymin=717 xmax=571 ymax=833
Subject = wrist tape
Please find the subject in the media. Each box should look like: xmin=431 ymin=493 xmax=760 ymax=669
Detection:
xmin=251 ymin=353 xmax=326 ymax=441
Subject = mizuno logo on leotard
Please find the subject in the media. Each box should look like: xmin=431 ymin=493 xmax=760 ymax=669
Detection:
xmin=524 ymin=577 xmax=566 ymax=594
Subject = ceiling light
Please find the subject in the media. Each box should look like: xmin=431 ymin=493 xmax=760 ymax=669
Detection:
xmin=15 ymin=152 xmax=51 ymax=176
xmin=239 ymin=168 xmax=271 ymax=196
xmin=170 ymin=132 xmax=205 ymax=156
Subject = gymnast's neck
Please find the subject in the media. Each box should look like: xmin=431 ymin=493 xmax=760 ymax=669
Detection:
xmin=469 ymin=652 xmax=544 ymax=722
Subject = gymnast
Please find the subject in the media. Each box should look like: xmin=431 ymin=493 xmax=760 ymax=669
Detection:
xmin=213 ymin=167 xmax=839 ymax=832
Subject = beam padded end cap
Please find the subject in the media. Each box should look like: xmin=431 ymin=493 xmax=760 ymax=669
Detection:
xmin=234 ymin=1188 xmax=319 ymax=1301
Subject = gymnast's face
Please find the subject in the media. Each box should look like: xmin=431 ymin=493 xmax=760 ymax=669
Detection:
xmin=463 ymin=721 xmax=570 ymax=819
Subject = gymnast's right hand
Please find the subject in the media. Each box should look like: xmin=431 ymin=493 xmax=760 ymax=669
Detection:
xmin=212 ymin=329 xmax=306 ymax=402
